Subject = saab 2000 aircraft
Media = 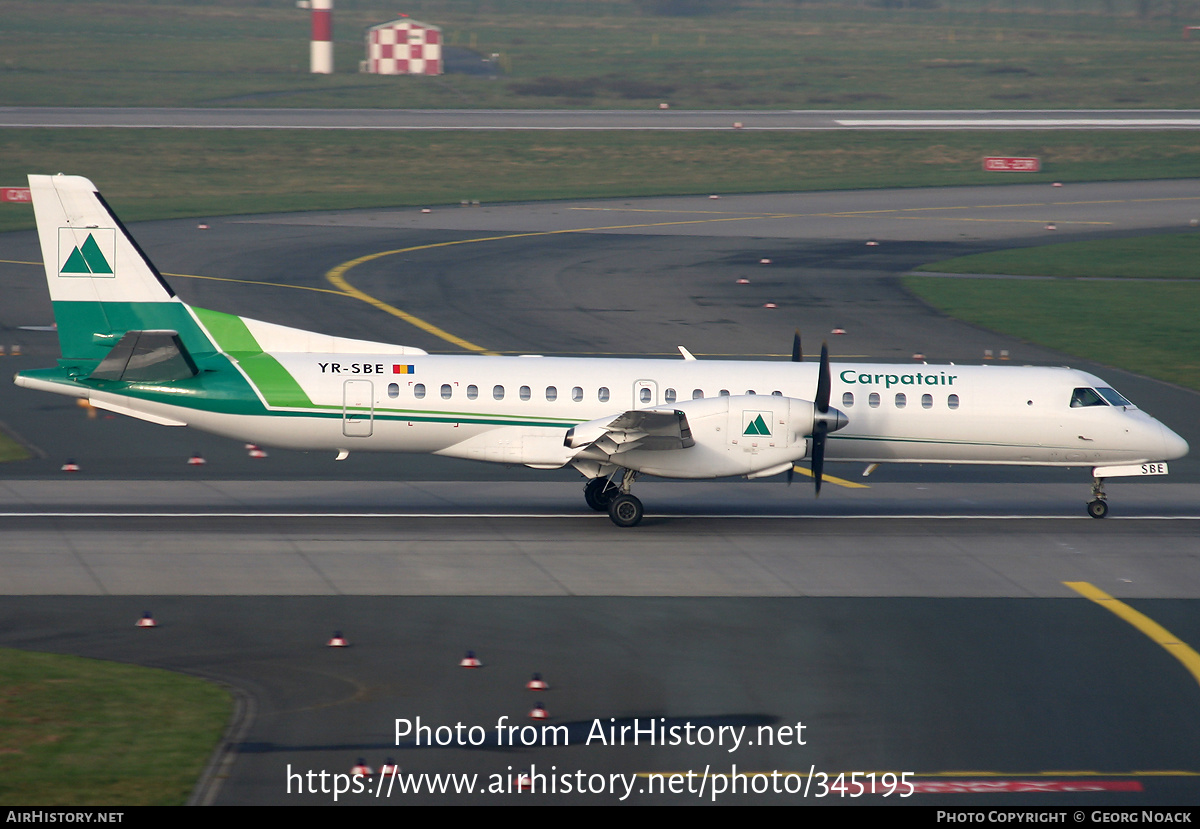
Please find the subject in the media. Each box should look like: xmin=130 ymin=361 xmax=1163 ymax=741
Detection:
xmin=16 ymin=174 xmax=1189 ymax=526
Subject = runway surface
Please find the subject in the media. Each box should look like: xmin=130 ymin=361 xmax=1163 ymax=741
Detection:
xmin=3 ymin=107 xmax=1200 ymax=130
xmin=1 ymin=180 xmax=1198 ymax=805
xmin=3 ymin=481 xmax=1200 ymax=597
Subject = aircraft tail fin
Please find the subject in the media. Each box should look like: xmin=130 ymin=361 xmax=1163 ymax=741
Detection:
xmin=28 ymin=173 xmax=429 ymax=370
xmin=28 ymin=174 xmax=202 ymax=362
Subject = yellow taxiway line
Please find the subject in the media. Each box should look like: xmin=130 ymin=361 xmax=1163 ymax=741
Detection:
xmin=322 ymin=213 xmax=821 ymax=353
xmin=790 ymin=465 xmax=870 ymax=489
xmin=1065 ymin=581 xmax=1200 ymax=690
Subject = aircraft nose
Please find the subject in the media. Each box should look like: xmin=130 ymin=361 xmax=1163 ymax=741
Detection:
xmin=1160 ymin=422 xmax=1189 ymax=460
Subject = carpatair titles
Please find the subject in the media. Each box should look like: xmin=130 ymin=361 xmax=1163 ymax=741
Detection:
xmin=839 ymin=370 xmax=957 ymax=388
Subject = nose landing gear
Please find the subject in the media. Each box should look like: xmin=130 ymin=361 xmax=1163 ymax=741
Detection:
xmin=1087 ymin=477 xmax=1108 ymax=519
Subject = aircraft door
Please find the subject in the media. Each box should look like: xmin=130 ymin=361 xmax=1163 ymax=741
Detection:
xmin=343 ymin=379 xmax=374 ymax=437
xmin=633 ymin=379 xmax=657 ymax=408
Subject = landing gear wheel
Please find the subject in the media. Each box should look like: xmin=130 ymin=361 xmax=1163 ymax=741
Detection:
xmin=1087 ymin=499 xmax=1109 ymax=519
xmin=584 ymin=477 xmax=619 ymax=512
xmin=608 ymin=494 xmax=644 ymax=528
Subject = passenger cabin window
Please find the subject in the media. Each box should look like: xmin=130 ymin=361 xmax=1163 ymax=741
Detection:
xmin=895 ymin=393 xmax=906 ymax=409
xmin=467 ymin=385 xmax=478 ymax=400
xmin=387 ymin=383 xmax=399 ymax=399
xmin=520 ymin=385 xmax=531 ymax=401
xmin=772 ymin=391 xmax=782 ymax=397
xmin=639 ymin=388 xmax=652 ymax=404
xmin=598 ymin=387 xmax=610 ymax=403
xmin=921 ymin=393 xmax=933 ymax=409
xmin=546 ymin=386 xmax=557 ymax=401
xmin=746 ymin=390 xmax=756 ymax=396
xmin=719 ymin=389 xmax=730 ymax=397
xmin=1070 ymin=388 xmax=1106 ymax=408
xmin=414 ymin=383 xmax=426 ymax=399
xmin=572 ymin=386 xmax=583 ymax=402
xmin=441 ymin=384 xmax=453 ymax=399
xmin=692 ymin=389 xmax=704 ymax=400
xmin=948 ymin=394 xmax=960 ymax=410
xmin=493 ymin=385 xmax=505 ymax=400
xmin=868 ymin=392 xmax=880 ymax=408
xmin=665 ymin=388 xmax=677 ymax=403
xmin=842 ymin=392 xmax=854 ymax=407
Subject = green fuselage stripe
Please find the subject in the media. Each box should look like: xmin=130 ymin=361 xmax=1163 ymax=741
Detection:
xmin=191 ymin=306 xmax=315 ymax=410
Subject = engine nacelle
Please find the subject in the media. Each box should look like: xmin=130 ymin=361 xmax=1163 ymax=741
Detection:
xmin=607 ymin=394 xmax=821 ymax=479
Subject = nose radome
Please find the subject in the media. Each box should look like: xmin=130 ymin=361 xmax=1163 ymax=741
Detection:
xmin=1160 ymin=422 xmax=1189 ymax=460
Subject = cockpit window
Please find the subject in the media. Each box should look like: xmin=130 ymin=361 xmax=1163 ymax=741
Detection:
xmin=1070 ymin=388 xmax=1106 ymax=408
xmin=1095 ymin=387 xmax=1134 ymax=408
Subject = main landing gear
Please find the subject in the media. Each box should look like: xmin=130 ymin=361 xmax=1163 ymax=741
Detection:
xmin=1087 ymin=477 xmax=1109 ymax=519
xmin=583 ymin=476 xmax=619 ymax=511
xmin=585 ymin=470 xmax=643 ymax=527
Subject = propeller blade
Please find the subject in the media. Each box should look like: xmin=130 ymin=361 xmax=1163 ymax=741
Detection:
xmin=787 ymin=330 xmax=801 ymax=489
xmin=810 ymin=341 xmax=834 ymax=496
xmin=792 ymin=338 xmax=840 ymax=497
xmin=815 ymin=341 xmax=831 ymax=414
xmin=812 ymin=421 xmax=827 ymax=497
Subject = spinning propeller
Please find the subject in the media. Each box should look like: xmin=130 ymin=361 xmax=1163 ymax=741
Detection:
xmin=788 ymin=332 xmax=847 ymax=496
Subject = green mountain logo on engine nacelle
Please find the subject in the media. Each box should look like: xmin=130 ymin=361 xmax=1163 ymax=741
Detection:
xmin=742 ymin=411 xmax=772 ymax=436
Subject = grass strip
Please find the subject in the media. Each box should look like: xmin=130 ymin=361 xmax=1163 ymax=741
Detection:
xmin=3 ymin=128 xmax=1200 ymax=233
xmin=917 ymin=233 xmax=1200 ymax=279
xmin=0 ymin=648 xmax=231 ymax=806
xmin=903 ymin=276 xmax=1200 ymax=391
xmin=4 ymin=1 xmax=1200 ymax=110
xmin=0 ymin=431 xmax=33 ymax=463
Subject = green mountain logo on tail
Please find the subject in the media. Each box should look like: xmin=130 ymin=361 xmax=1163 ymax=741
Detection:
xmin=58 ymin=228 xmax=115 ymax=277
xmin=742 ymin=412 xmax=772 ymax=436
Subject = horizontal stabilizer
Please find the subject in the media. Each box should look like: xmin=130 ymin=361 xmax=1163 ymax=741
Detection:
xmin=89 ymin=330 xmax=198 ymax=382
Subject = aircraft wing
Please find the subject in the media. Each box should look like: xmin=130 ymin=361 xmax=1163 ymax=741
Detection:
xmin=566 ymin=408 xmax=695 ymax=456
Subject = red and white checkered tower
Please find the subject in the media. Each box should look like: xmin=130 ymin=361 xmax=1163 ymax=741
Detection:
xmin=311 ymin=0 xmax=333 ymax=74
xmin=364 ymin=19 xmax=442 ymax=76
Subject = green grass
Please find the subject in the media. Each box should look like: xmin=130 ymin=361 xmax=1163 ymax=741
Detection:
xmin=3 ymin=1 xmax=1200 ymax=110
xmin=0 ymin=431 xmax=32 ymax=463
xmin=4 ymin=128 xmax=1200 ymax=233
xmin=905 ymin=241 xmax=1200 ymax=391
xmin=917 ymin=232 xmax=1200 ymax=278
xmin=908 ymin=233 xmax=1200 ymax=389
xmin=0 ymin=648 xmax=231 ymax=806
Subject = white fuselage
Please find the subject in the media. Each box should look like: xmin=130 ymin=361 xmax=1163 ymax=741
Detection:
xmin=164 ymin=354 xmax=1185 ymax=475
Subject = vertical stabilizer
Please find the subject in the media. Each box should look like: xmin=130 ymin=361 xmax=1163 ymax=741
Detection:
xmin=27 ymin=174 xmax=204 ymax=361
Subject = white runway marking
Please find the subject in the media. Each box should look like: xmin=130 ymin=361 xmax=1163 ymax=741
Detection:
xmin=3 ymin=511 xmax=1197 ymax=520
xmin=837 ymin=118 xmax=1200 ymax=128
